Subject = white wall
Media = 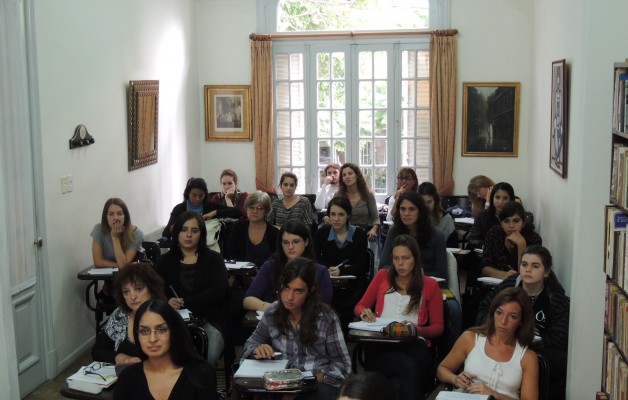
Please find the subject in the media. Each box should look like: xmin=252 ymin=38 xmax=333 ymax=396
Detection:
xmin=528 ymin=0 xmax=628 ymax=397
xmin=451 ymin=0 xmax=532 ymax=201
xmin=31 ymin=0 xmax=200 ymax=370
xmin=197 ymin=0 xmax=258 ymax=194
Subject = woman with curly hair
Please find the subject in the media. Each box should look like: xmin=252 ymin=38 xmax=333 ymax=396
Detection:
xmin=335 ymin=163 xmax=380 ymax=242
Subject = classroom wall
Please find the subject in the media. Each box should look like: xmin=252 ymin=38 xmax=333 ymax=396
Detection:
xmin=30 ymin=0 xmax=200 ymax=371
xmin=528 ymin=0 xmax=628 ymax=397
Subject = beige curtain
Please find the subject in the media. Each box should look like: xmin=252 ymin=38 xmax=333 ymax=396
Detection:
xmin=250 ymin=34 xmax=275 ymax=192
xmin=429 ymin=29 xmax=458 ymax=197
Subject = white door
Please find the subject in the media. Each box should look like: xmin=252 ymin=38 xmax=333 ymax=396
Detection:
xmin=0 ymin=0 xmax=48 ymax=397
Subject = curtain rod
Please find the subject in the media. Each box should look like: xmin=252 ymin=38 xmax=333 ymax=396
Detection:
xmin=249 ymin=29 xmax=458 ymax=41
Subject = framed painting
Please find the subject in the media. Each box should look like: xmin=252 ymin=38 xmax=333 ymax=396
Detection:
xmin=204 ymin=85 xmax=252 ymax=141
xmin=550 ymin=59 xmax=568 ymax=178
xmin=128 ymin=80 xmax=158 ymax=171
xmin=462 ymin=82 xmax=520 ymax=157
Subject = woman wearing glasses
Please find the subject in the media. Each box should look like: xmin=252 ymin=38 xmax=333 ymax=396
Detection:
xmin=156 ymin=211 xmax=228 ymax=368
xmin=226 ymin=191 xmax=278 ymax=267
xmin=114 ymin=299 xmax=217 ymax=399
xmin=385 ymin=168 xmax=419 ymax=223
xmin=243 ymin=220 xmax=332 ymax=311
xmin=241 ymin=258 xmax=351 ymax=400
xmin=92 ymin=262 xmax=166 ymax=365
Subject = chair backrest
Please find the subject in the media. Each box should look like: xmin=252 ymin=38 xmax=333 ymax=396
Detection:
xmin=536 ymin=351 xmax=550 ymax=400
xmin=186 ymin=323 xmax=209 ymax=361
xmin=141 ymin=241 xmax=162 ymax=265
xmin=365 ymin=248 xmax=375 ymax=284
xmin=446 ymin=251 xmax=461 ymax=304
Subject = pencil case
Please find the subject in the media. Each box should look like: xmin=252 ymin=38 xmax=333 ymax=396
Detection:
xmin=262 ymin=369 xmax=304 ymax=390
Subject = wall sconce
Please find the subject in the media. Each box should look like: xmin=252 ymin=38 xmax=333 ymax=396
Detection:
xmin=69 ymin=124 xmax=95 ymax=149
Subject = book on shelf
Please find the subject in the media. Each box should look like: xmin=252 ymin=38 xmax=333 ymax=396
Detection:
xmin=605 ymin=206 xmax=628 ymax=280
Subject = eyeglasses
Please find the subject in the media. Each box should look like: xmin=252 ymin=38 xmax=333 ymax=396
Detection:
xmin=83 ymin=362 xmax=112 ymax=381
xmin=282 ymin=239 xmax=304 ymax=247
xmin=138 ymin=325 xmax=169 ymax=337
xmin=247 ymin=205 xmax=265 ymax=212
xmin=397 ymin=175 xmax=414 ymax=181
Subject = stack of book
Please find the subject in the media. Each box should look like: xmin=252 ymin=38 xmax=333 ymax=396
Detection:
xmin=66 ymin=362 xmax=117 ymax=394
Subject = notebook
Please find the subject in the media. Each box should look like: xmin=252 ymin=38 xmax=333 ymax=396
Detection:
xmin=234 ymin=359 xmax=289 ymax=378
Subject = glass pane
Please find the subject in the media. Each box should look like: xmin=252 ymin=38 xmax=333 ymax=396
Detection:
xmin=359 ymin=81 xmax=373 ymax=108
xmin=276 ymin=83 xmax=290 ymax=109
xmin=292 ymin=168 xmax=306 ymax=193
xmin=289 ymin=53 xmax=303 ymax=80
xmin=359 ymin=52 xmax=373 ymax=80
xmin=317 ymin=53 xmax=330 ymax=80
xmin=292 ymin=140 xmax=305 ymax=166
xmin=373 ymin=51 xmax=387 ymax=79
xmin=332 ymin=52 xmax=345 ymax=79
xmin=417 ymin=110 xmax=429 ymax=137
xmin=317 ymin=111 xmax=331 ymax=138
xmin=362 ymin=168 xmax=374 ymax=190
xmin=374 ymin=80 xmax=387 ymax=108
xmin=417 ymin=80 xmax=429 ymax=108
xmin=317 ymin=81 xmax=330 ymax=109
xmin=417 ymin=51 xmax=429 ymax=78
xmin=400 ymin=139 xmax=414 ymax=166
xmin=291 ymin=111 xmax=305 ymax=138
xmin=277 ymin=111 xmax=291 ymax=138
xmin=416 ymin=168 xmax=430 ymax=184
xmin=360 ymin=139 xmax=373 ymax=165
xmin=415 ymin=139 xmax=430 ymax=165
xmin=278 ymin=140 xmax=291 ymax=165
xmin=332 ymin=111 xmax=346 ymax=137
xmin=277 ymin=0 xmax=430 ymax=31
xmin=402 ymin=50 xmax=416 ymax=79
xmin=334 ymin=140 xmax=347 ymax=164
xmin=276 ymin=53 xmax=289 ymax=80
xmin=401 ymin=110 xmax=415 ymax=138
xmin=374 ymin=167 xmax=387 ymax=194
xmin=402 ymin=80 xmax=416 ymax=108
xmin=331 ymin=81 xmax=345 ymax=109
xmin=290 ymin=82 xmax=304 ymax=109
xmin=359 ymin=111 xmax=373 ymax=137
xmin=374 ymin=138 xmax=387 ymax=165
xmin=374 ymin=110 xmax=387 ymax=137
xmin=319 ymin=140 xmax=332 ymax=165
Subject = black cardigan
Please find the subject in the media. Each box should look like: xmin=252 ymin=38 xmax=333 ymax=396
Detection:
xmin=156 ymin=248 xmax=229 ymax=334
xmin=225 ymin=219 xmax=278 ymax=266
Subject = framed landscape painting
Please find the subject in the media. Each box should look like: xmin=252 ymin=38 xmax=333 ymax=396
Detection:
xmin=550 ymin=59 xmax=568 ymax=178
xmin=204 ymin=85 xmax=252 ymax=141
xmin=462 ymin=82 xmax=520 ymax=157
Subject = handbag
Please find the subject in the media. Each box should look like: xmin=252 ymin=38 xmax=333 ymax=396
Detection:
xmin=381 ymin=321 xmax=418 ymax=338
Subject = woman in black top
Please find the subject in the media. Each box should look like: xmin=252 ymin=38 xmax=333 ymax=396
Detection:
xmin=467 ymin=182 xmax=515 ymax=250
xmin=114 ymin=299 xmax=216 ymax=400
xmin=156 ymin=212 xmax=228 ymax=367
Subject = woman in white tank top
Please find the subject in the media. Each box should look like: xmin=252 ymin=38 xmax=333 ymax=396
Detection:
xmin=436 ymin=287 xmax=539 ymax=400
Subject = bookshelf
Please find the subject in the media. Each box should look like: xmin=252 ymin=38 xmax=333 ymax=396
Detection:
xmin=600 ymin=61 xmax=628 ymax=400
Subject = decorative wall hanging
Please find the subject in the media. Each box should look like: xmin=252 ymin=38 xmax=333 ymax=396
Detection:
xmin=204 ymin=85 xmax=252 ymax=141
xmin=550 ymin=60 xmax=568 ymax=178
xmin=69 ymin=124 xmax=95 ymax=149
xmin=128 ymin=80 xmax=158 ymax=170
xmin=462 ymin=82 xmax=520 ymax=157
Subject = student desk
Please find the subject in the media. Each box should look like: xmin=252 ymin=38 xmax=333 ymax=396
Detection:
xmin=60 ymin=383 xmax=114 ymax=400
xmin=77 ymin=267 xmax=116 ymax=334
xmin=346 ymin=328 xmax=420 ymax=373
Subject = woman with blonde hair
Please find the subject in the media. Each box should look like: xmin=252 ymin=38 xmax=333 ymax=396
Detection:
xmin=467 ymin=175 xmax=495 ymax=217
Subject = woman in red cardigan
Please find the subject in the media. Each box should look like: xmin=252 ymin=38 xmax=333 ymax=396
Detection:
xmin=354 ymin=234 xmax=444 ymax=399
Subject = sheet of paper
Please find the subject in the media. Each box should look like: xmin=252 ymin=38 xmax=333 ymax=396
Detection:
xmin=87 ymin=267 xmax=118 ymax=275
xmin=348 ymin=318 xmax=395 ymax=332
xmin=331 ymin=275 xmax=356 ymax=280
xmin=177 ymin=308 xmax=191 ymax=320
xmin=454 ymin=217 xmax=475 ymax=225
xmin=447 ymin=248 xmax=470 ymax=255
xmin=477 ymin=276 xmax=503 ymax=285
xmin=225 ymin=261 xmax=256 ymax=270
xmin=436 ymin=391 xmax=489 ymax=399
xmin=234 ymin=359 xmax=289 ymax=378
xmin=66 ymin=362 xmax=117 ymax=388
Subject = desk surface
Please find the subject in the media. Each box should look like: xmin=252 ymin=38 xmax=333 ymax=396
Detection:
xmin=347 ymin=328 xmax=419 ymax=343
xmin=77 ymin=267 xmax=116 ymax=281
xmin=60 ymin=383 xmax=114 ymax=400
xmin=242 ymin=310 xmax=261 ymax=328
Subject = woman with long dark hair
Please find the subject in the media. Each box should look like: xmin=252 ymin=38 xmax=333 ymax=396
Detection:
xmin=156 ymin=211 xmax=228 ymax=367
xmin=418 ymin=181 xmax=455 ymax=242
xmin=210 ymin=168 xmax=248 ymax=216
xmin=467 ymin=182 xmax=515 ymax=250
xmin=267 ymin=172 xmax=314 ymax=228
xmin=477 ymin=245 xmax=569 ymax=394
xmin=379 ymin=191 xmax=447 ymax=280
xmin=114 ymin=299 xmax=216 ymax=399
xmin=241 ymin=258 xmax=351 ymax=400
xmin=437 ymin=287 xmax=539 ymax=400
xmin=243 ymin=220 xmax=332 ymax=311
xmin=336 ymin=163 xmax=380 ymax=242
xmin=355 ymin=235 xmax=444 ymax=399
xmin=481 ymin=202 xmax=542 ymax=279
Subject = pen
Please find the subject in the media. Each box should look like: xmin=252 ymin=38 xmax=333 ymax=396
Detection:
xmin=169 ymin=285 xmax=180 ymax=299
xmin=336 ymin=259 xmax=350 ymax=268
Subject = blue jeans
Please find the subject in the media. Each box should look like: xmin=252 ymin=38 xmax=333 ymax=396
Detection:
xmin=202 ymin=322 xmax=224 ymax=368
